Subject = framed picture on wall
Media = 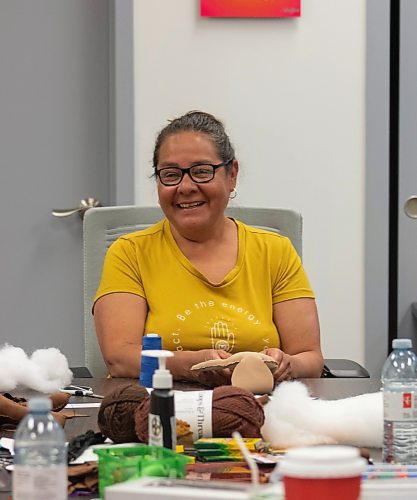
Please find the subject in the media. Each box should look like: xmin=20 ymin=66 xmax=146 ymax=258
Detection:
xmin=200 ymin=0 xmax=301 ymax=18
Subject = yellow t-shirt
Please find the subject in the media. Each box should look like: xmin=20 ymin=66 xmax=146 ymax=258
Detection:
xmin=94 ymin=219 xmax=314 ymax=353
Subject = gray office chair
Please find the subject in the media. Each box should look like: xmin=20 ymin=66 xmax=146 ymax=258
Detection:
xmin=83 ymin=205 xmax=369 ymax=378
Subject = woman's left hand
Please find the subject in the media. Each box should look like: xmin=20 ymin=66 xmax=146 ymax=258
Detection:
xmin=261 ymin=348 xmax=293 ymax=382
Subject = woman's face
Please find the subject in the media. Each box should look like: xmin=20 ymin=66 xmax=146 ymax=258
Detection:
xmin=156 ymin=131 xmax=238 ymax=236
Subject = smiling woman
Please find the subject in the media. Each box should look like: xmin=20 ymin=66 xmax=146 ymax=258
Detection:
xmin=154 ymin=128 xmax=238 ymax=244
xmin=93 ymin=111 xmax=324 ymax=386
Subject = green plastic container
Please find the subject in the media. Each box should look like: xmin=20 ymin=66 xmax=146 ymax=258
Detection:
xmin=94 ymin=445 xmax=189 ymax=498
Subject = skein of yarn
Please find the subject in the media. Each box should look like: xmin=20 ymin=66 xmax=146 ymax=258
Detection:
xmin=98 ymin=383 xmax=150 ymax=443
xmin=134 ymin=385 xmax=265 ymax=443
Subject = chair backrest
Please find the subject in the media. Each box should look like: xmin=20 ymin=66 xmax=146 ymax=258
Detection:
xmin=83 ymin=205 xmax=303 ymax=376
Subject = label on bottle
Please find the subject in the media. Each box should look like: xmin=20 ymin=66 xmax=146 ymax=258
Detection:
xmin=174 ymin=390 xmax=213 ymax=440
xmin=148 ymin=413 xmax=176 ymax=448
xmin=384 ymin=391 xmax=417 ymax=420
xmin=12 ymin=464 xmax=67 ymax=500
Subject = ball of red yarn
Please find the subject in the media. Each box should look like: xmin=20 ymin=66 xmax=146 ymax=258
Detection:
xmin=134 ymin=385 xmax=264 ymax=443
xmin=98 ymin=383 xmax=150 ymax=443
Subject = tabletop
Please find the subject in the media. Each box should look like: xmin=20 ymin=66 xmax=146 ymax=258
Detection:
xmin=0 ymin=377 xmax=382 ymax=499
xmin=61 ymin=377 xmax=382 ymax=441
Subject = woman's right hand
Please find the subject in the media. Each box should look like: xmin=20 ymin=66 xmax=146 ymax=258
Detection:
xmin=192 ymin=349 xmax=233 ymax=387
xmin=170 ymin=349 xmax=233 ymax=387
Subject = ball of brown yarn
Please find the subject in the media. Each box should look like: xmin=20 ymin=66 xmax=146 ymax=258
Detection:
xmin=98 ymin=383 xmax=150 ymax=443
xmin=134 ymin=385 xmax=264 ymax=443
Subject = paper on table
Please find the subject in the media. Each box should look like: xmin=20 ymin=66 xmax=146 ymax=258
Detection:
xmin=70 ymin=446 xmax=101 ymax=464
xmin=65 ymin=402 xmax=102 ymax=409
xmin=0 ymin=437 xmax=14 ymax=455
xmin=70 ymin=441 xmax=134 ymax=465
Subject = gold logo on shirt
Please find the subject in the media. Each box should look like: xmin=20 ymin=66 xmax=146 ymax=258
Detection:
xmin=210 ymin=320 xmax=235 ymax=352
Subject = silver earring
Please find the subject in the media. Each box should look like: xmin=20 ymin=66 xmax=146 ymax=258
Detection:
xmin=229 ymin=188 xmax=237 ymax=200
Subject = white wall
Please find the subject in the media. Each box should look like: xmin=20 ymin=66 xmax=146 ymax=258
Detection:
xmin=133 ymin=0 xmax=366 ymax=364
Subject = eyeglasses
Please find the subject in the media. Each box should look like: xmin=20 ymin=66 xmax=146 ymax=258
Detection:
xmin=155 ymin=158 xmax=233 ymax=186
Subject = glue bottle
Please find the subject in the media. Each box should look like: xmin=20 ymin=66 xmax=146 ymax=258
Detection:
xmin=142 ymin=349 xmax=176 ymax=450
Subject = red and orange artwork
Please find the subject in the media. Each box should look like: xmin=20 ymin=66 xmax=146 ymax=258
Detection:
xmin=201 ymin=0 xmax=301 ymax=18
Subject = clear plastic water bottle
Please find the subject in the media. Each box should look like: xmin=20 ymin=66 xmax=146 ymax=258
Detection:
xmin=12 ymin=397 xmax=67 ymax=500
xmin=382 ymin=338 xmax=417 ymax=464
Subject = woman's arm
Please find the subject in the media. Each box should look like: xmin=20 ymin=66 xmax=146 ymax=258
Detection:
xmin=94 ymin=293 xmax=147 ymax=377
xmin=94 ymin=292 xmax=232 ymax=382
xmin=265 ymin=297 xmax=323 ymax=381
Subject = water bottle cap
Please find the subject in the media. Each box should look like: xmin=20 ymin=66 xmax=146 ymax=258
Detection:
xmin=28 ymin=397 xmax=52 ymax=412
xmin=392 ymin=338 xmax=412 ymax=349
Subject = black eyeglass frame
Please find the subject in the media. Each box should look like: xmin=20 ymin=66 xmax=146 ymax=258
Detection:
xmin=154 ymin=158 xmax=234 ymax=186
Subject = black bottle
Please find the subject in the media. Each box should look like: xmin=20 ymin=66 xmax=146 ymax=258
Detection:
xmin=146 ymin=351 xmax=176 ymax=450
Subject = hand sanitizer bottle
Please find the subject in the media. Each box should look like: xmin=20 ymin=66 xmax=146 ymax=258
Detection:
xmin=142 ymin=349 xmax=176 ymax=450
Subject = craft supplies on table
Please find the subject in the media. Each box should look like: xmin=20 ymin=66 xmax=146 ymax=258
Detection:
xmin=135 ymin=386 xmax=265 ymax=443
xmin=143 ymin=350 xmax=176 ymax=450
xmin=93 ymin=444 xmax=190 ymax=499
xmin=60 ymin=384 xmax=104 ymax=398
xmin=194 ymin=438 xmax=264 ymax=451
xmin=363 ymin=463 xmax=417 ymax=480
xmin=194 ymin=438 xmax=264 ymax=463
xmin=361 ymin=478 xmax=417 ymax=499
xmin=139 ymin=334 xmax=162 ymax=388
xmin=0 ymin=444 xmax=13 ymax=470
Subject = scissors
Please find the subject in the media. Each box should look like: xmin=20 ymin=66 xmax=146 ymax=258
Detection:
xmin=60 ymin=384 xmax=104 ymax=399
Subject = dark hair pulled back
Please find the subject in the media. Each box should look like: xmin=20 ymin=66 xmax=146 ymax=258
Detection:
xmin=153 ymin=111 xmax=235 ymax=169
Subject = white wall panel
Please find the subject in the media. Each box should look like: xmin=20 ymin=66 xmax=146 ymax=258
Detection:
xmin=133 ymin=0 xmax=366 ymax=365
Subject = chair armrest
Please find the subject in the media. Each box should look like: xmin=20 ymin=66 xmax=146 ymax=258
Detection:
xmin=322 ymin=359 xmax=370 ymax=378
xmin=70 ymin=366 xmax=93 ymax=378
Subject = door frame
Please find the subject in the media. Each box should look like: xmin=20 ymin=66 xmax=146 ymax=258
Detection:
xmin=365 ymin=0 xmax=391 ymax=377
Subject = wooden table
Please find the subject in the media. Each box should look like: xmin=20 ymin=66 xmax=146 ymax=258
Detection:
xmin=0 ymin=377 xmax=382 ymax=499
